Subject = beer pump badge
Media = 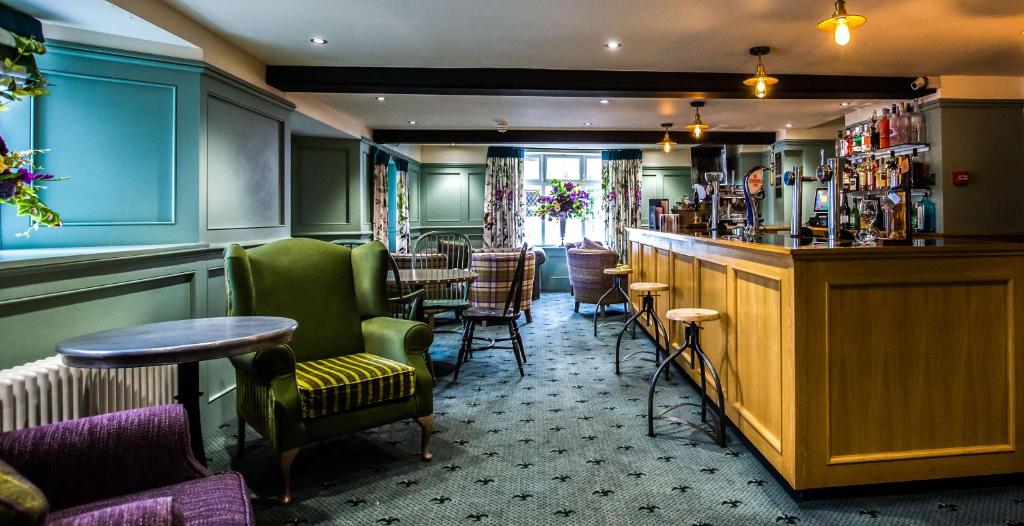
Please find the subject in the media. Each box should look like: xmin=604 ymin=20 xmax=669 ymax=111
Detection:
xmin=746 ymin=170 xmax=763 ymax=195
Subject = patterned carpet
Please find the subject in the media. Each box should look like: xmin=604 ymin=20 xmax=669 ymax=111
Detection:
xmin=207 ymin=293 xmax=1024 ymax=525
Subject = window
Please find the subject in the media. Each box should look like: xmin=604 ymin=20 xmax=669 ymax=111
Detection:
xmin=523 ymin=151 xmax=605 ymax=246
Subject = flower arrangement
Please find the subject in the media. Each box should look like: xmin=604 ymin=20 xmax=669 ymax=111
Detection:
xmin=535 ymin=179 xmax=592 ymax=221
xmin=0 ymin=136 xmax=62 ymax=237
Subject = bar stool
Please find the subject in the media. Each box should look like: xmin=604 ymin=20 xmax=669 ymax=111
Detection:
xmin=614 ymin=282 xmax=670 ymax=376
xmin=594 ymin=266 xmax=633 ymax=337
xmin=647 ymin=308 xmax=726 ymax=447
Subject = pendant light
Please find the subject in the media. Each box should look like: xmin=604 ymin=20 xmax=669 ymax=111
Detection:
xmin=656 ymin=123 xmax=677 ymax=153
xmin=685 ymin=101 xmax=710 ymax=139
xmin=743 ymin=46 xmax=778 ymax=99
xmin=817 ymin=0 xmax=866 ymax=46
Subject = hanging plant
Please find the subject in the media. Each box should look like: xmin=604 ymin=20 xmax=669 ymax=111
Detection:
xmin=0 ymin=28 xmax=61 ymax=237
xmin=0 ymin=32 xmax=48 ymax=110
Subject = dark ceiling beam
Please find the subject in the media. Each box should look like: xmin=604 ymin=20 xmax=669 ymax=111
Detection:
xmin=266 ymin=66 xmax=935 ymax=100
xmin=371 ymin=129 xmax=776 ymax=146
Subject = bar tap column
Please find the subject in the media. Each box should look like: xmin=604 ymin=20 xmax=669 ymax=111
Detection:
xmin=787 ymin=166 xmax=803 ymax=238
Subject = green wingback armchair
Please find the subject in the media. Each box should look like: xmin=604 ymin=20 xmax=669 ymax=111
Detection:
xmin=224 ymin=239 xmax=434 ymax=503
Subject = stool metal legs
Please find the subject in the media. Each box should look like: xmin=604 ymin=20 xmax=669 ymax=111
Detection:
xmin=614 ymin=292 xmax=669 ymax=378
xmin=647 ymin=322 xmax=727 ymax=447
xmin=594 ymin=275 xmax=632 ymax=337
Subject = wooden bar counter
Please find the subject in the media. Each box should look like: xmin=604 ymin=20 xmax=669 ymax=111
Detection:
xmin=626 ymin=228 xmax=1024 ymax=491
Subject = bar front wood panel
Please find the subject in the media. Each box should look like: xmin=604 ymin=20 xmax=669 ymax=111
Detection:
xmin=628 ymin=229 xmax=1024 ymax=490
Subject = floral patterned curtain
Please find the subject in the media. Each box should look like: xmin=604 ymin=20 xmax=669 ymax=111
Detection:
xmin=371 ymin=149 xmax=390 ymax=244
xmin=601 ymin=149 xmax=643 ymax=261
xmin=394 ymin=157 xmax=411 ymax=254
xmin=482 ymin=147 xmax=525 ymax=249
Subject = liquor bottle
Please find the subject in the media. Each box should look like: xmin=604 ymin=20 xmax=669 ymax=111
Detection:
xmin=878 ymin=108 xmax=891 ymax=149
xmin=917 ymin=193 xmax=936 ymax=232
xmin=875 ymin=158 xmax=885 ymax=188
xmin=909 ymin=149 xmax=927 ymax=188
xmin=837 ymin=130 xmax=846 ymax=158
xmin=887 ymin=153 xmax=900 ymax=188
xmin=840 ymin=198 xmax=851 ymax=228
xmin=897 ymin=102 xmax=911 ymax=145
xmin=849 ymin=167 xmax=859 ymax=191
xmin=910 ymin=198 xmax=919 ymax=231
xmin=853 ymin=125 xmax=863 ymax=153
xmin=869 ymin=112 xmax=879 ymax=151
xmin=908 ymin=101 xmax=924 ymax=143
xmin=850 ymin=198 xmax=861 ymax=229
xmin=845 ymin=127 xmax=854 ymax=155
xmin=889 ymin=104 xmax=900 ymax=146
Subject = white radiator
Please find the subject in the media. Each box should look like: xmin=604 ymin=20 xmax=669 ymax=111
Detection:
xmin=0 ymin=356 xmax=177 ymax=432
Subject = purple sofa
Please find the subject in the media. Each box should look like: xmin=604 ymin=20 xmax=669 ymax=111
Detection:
xmin=0 ymin=405 xmax=253 ymax=525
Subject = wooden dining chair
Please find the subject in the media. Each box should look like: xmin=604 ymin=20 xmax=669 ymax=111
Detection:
xmin=452 ymin=243 xmax=528 ymax=382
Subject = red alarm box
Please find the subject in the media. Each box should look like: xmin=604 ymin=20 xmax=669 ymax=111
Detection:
xmin=952 ymin=171 xmax=969 ymax=186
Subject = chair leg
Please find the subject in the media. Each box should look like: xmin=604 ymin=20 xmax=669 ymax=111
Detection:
xmin=508 ymin=322 xmax=525 ymax=377
xmin=648 ymin=345 xmax=687 ymax=437
xmin=452 ymin=320 xmax=474 ymax=383
xmin=416 ymin=415 xmax=434 ymax=461
xmin=424 ymin=350 xmax=437 ymax=386
xmin=614 ymin=309 xmax=646 ymax=375
xmin=524 ymin=309 xmax=533 ymax=324
xmin=280 ymin=447 xmax=300 ymax=504
xmin=511 ymin=320 xmax=527 ymax=363
xmin=574 ymin=301 xmax=580 ymax=313
xmin=236 ymin=414 xmax=246 ymax=458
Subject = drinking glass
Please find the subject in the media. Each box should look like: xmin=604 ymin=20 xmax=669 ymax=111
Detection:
xmin=855 ymin=200 xmax=878 ymax=245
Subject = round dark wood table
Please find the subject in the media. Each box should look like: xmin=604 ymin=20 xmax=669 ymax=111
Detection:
xmin=56 ymin=316 xmax=297 ymax=464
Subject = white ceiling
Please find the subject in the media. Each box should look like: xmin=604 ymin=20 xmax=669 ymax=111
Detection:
xmin=326 ymin=94 xmax=865 ymax=131
xmin=165 ymin=0 xmax=1024 ymax=76
xmin=7 ymin=0 xmax=195 ymax=49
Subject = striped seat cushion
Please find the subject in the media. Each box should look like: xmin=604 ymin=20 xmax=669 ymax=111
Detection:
xmin=294 ymin=353 xmax=416 ymax=418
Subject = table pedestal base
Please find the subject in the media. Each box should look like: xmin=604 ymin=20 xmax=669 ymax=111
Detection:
xmin=175 ymin=362 xmax=206 ymax=465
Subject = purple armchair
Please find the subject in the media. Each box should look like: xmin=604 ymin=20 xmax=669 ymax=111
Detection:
xmin=0 ymin=405 xmax=253 ymax=525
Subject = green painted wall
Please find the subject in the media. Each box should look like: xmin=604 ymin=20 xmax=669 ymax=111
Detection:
xmin=640 ymin=166 xmax=692 ymax=224
xmin=0 ymin=247 xmax=238 ymax=433
xmin=416 ymin=163 xmax=486 ymax=244
xmin=291 ymin=137 xmax=364 ymax=238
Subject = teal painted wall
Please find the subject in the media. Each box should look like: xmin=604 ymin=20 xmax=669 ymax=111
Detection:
xmin=290 ymin=137 xmax=365 ymax=240
xmin=414 ymin=163 xmax=486 ymax=245
xmin=0 ymin=43 xmax=203 ymax=248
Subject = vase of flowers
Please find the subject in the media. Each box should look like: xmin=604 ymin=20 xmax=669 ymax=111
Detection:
xmin=535 ymin=179 xmax=592 ymax=246
xmin=0 ymin=136 xmax=62 ymax=237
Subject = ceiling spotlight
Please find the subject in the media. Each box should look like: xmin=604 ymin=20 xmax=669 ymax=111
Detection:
xmin=599 ymin=99 xmax=610 ymax=104
xmin=840 ymin=101 xmax=850 ymax=107
xmin=817 ymin=0 xmax=866 ymax=46
xmin=408 ymin=120 xmax=417 ymax=125
xmin=450 ymin=142 xmax=456 ymax=146
xmin=656 ymin=123 xmax=677 ymax=153
xmin=743 ymin=46 xmax=779 ymax=99
xmin=785 ymin=123 xmax=793 ymax=128
xmin=583 ymin=122 xmax=593 ymax=126
xmin=605 ymin=41 xmax=621 ymax=49
xmin=685 ymin=101 xmax=711 ymax=139
xmin=375 ymin=96 xmax=386 ymax=102
xmin=496 ymin=120 xmax=509 ymax=133
xmin=310 ymin=37 xmax=328 ymax=45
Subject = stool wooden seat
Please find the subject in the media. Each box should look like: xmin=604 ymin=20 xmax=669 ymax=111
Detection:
xmin=629 ymin=282 xmax=669 ymax=293
xmin=603 ymin=267 xmax=633 ymax=276
xmin=666 ymin=308 xmax=720 ymax=323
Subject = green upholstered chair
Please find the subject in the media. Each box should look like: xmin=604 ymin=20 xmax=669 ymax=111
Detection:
xmin=224 ymin=239 xmax=434 ymax=503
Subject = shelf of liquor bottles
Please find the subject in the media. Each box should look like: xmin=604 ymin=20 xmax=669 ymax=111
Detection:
xmin=841 ymin=143 xmax=930 ymax=162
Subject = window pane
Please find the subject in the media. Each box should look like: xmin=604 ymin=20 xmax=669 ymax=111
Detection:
xmin=562 ymin=218 xmax=584 ymax=245
xmin=524 ymin=156 xmax=540 ymax=180
xmin=546 ymin=157 xmax=580 ymax=181
xmin=585 ymin=189 xmax=606 ymax=243
xmin=524 ymin=216 xmax=543 ymax=246
xmin=585 ymin=158 xmax=602 ymax=181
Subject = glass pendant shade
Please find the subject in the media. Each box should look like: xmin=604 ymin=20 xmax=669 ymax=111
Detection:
xmin=656 ymin=123 xmax=677 ymax=153
xmin=685 ymin=104 xmax=710 ymax=138
xmin=743 ymin=59 xmax=778 ymax=99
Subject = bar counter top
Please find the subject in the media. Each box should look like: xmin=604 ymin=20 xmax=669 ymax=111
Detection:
xmin=626 ymin=227 xmax=1024 ymax=259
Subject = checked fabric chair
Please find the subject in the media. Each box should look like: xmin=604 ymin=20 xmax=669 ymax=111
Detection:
xmin=224 ymin=239 xmax=434 ymax=503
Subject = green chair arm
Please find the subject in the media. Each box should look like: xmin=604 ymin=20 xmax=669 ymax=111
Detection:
xmin=230 ymin=344 xmax=296 ymax=378
xmin=361 ymin=317 xmax=433 ymax=364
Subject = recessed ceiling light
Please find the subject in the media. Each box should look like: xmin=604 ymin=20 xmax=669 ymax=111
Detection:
xmin=840 ymin=102 xmax=850 ymax=107
xmin=310 ymin=37 xmax=328 ymax=45
xmin=583 ymin=122 xmax=592 ymax=126
xmin=785 ymin=123 xmax=793 ymax=128
xmin=450 ymin=142 xmax=456 ymax=146
xmin=375 ymin=96 xmax=386 ymax=102
xmin=599 ymin=99 xmax=610 ymax=104
xmin=605 ymin=41 xmax=621 ymax=49
xmin=408 ymin=120 xmax=417 ymax=125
